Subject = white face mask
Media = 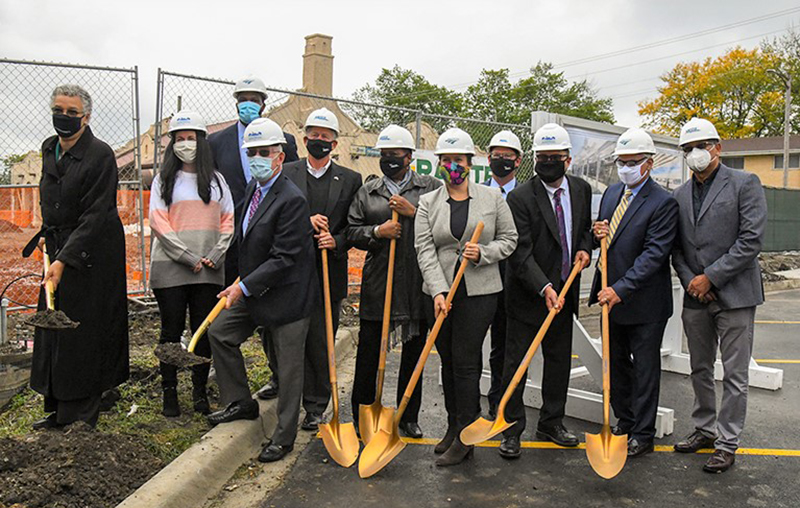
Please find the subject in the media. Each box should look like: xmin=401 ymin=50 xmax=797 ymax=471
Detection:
xmin=685 ymin=147 xmax=714 ymax=173
xmin=617 ymin=161 xmax=647 ymax=187
xmin=174 ymin=140 xmax=197 ymax=164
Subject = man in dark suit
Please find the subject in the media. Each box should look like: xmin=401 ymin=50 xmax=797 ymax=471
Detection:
xmin=482 ymin=130 xmax=522 ymax=419
xmin=208 ymin=75 xmax=299 ymax=287
xmin=500 ymin=123 xmax=592 ymax=458
xmin=277 ymin=107 xmax=362 ymax=431
xmin=671 ymin=118 xmax=767 ymax=474
xmin=206 ymin=118 xmax=317 ymax=463
xmin=590 ymin=128 xmax=679 ymax=458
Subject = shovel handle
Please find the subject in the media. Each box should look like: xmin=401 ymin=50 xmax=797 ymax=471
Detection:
xmin=600 ymin=237 xmax=611 ymax=425
xmin=394 ymin=222 xmax=484 ymax=426
xmin=495 ymin=261 xmax=583 ymax=418
xmin=42 ymin=246 xmax=55 ymax=311
xmin=375 ymin=210 xmax=399 ymax=401
xmin=187 ymin=276 xmax=240 ymax=353
xmin=322 ymin=247 xmax=342 ymax=418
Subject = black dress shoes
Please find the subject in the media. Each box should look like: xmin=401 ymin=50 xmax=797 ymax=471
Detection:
xmin=301 ymin=412 xmax=323 ymax=431
xmin=435 ymin=438 xmax=474 ymax=467
xmin=206 ymin=400 xmax=259 ymax=426
xmin=627 ymin=438 xmax=654 ymax=458
xmin=32 ymin=413 xmax=63 ymax=431
xmin=703 ymin=449 xmax=735 ymax=473
xmin=258 ymin=442 xmax=293 ymax=463
xmin=498 ymin=435 xmax=521 ymax=459
xmin=674 ymin=430 xmax=716 ymax=453
xmin=611 ymin=425 xmax=631 ymax=436
xmin=399 ymin=422 xmax=423 ymax=439
xmin=536 ymin=424 xmax=579 ymax=447
xmin=256 ymin=380 xmax=279 ymax=400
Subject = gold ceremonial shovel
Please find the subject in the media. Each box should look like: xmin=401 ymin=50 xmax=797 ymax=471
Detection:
xmin=25 ymin=246 xmax=79 ymax=330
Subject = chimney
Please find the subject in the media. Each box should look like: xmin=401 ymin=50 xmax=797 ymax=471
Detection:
xmin=303 ymin=34 xmax=334 ymax=97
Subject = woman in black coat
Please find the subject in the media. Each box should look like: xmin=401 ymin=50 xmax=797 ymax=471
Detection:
xmin=23 ymin=85 xmax=129 ymax=429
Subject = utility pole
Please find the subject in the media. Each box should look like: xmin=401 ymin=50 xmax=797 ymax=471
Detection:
xmin=768 ymin=68 xmax=792 ymax=188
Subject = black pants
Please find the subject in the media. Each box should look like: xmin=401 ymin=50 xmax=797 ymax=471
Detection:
xmin=487 ymin=289 xmax=507 ymax=414
xmin=609 ymin=319 xmax=667 ymax=442
xmin=44 ymin=394 xmax=102 ymax=427
xmin=429 ymin=290 xmax=498 ymax=431
xmin=503 ymin=292 xmax=575 ymax=438
xmin=153 ymin=283 xmax=220 ymax=389
xmin=351 ymin=319 xmax=425 ymax=425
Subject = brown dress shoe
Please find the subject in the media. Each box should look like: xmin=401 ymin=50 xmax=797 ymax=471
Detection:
xmin=703 ymin=449 xmax=735 ymax=473
xmin=674 ymin=430 xmax=716 ymax=453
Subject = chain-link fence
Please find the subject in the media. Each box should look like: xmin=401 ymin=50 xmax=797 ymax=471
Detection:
xmin=0 ymin=59 xmax=145 ymax=310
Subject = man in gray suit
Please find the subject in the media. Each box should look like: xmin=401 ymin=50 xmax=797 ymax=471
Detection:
xmin=671 ymin=118 xmax=767 ymax=474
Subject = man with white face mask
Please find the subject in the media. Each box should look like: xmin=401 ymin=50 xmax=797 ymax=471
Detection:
xmin=590 ymin=128 xmax=679 ymax=458
xmin=671 ymin=118 xmax=767 ymax=474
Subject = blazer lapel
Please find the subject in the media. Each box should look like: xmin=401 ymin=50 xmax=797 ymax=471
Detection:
xmin=324 ymin=162 xmax=344 ymax=217
xmin=461 ymin=182 xmax=480 ymax=243
xmin=610 ymin=179 xmax=652 ymax=246
xmin=697 ymin=166 xmax=730 ymax=223
xmin=533 ymin=178 xmax=561 ymax=245
xmin=288 ymin=162 xmax=308 ymax=197
xmin=568 ymin=175 xmax=584 ymax=254
xmin=244 ymin=177 xmax=281 ymax=239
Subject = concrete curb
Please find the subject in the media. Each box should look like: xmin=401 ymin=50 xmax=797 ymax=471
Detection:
xmin=765 ymin=278 xmax=800 ymax=293
xmin=117 ymin=327 xmax=358 ymax=508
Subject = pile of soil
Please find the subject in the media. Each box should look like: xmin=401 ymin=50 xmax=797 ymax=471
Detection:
xmin=760 ymin=251 xmax=800 ymax=282
xmin=23 ymin=309 xmax=79 ymax=329
xmin=340 ymin=293 xmax=359 ymax=328
xmin=0 ymin=422 xmax=162 ymax=508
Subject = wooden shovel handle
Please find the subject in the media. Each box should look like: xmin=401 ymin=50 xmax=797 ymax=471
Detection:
xmin=600 ymin=237 xmax=611 ymax=425
xmin=42 ymin=246 xmax=55 ymax=311
xmin=375 ymin=210 xmax=400 ymax=400
xmin=187 ymin=276 xmax=240 ymax=353
xmin=394 ymin=222 xmax=484 ymax=425
xmin=321 ymin=247 xmax=342 ymax=418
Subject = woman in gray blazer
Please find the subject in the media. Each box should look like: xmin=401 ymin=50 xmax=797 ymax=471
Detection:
xmin=414 ymin=127 xmax=518 ymax=466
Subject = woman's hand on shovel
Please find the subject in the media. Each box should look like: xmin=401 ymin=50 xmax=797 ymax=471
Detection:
xmin=42 ymin=259 xmax=65 ymax=292
xmin=433 ymin=293 xmax=451 ymax=318
xmin=218 ymin=282 xmax=244 ymax=308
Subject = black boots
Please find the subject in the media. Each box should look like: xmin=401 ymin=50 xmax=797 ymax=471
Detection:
xmin=191 ymin=363 xmax=211 ymax=415
xmin=435 ymin=426 xmax=458 ymax=454
xmin=161 ymin=362 xmax=181 ymax=417
xmin=436 ymin=437 xmax=474 ymax=466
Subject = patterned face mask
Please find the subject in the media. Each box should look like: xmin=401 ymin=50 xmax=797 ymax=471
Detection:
xmin=437 ymin=161 xmax=470 ymax=185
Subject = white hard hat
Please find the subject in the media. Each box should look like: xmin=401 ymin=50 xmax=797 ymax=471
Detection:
xmin=614 ymin=128 xmax=656 ymax=156
xmin=304 ymin=107 xmax=340 ymax=135
xmin=533 ymin=123 xmax=572 ymax=151
xmin=168 ymin=110 xmax=207 ymax=134
xmin=242 ymin=118 xmax=286 ymax=149
xmin=434 ymin=127 xmax=476 ymax=156
xmin=233 ymin=75 xmax=267 ymax=99
xmin=375 ymin=124 xmax=415 ymax=150
xmin=489 ymin=130 xmax=522 ymax=154
xmin=679 ymin=117 xmax=720 ymax=146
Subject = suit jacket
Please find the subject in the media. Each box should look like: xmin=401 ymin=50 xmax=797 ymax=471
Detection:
xmin=237 ymin=174 xmax=318 ymax=326
xmin=483 ymin=177 xmax=517 ymax=279
xmin=505 ymin=175 xmax=593 ymax=325
xmin=283 ymin=159 xmax=362 ymax=302
xmin=589 ymin=178 xmax=679 ymax=325
xmin=672 ymin=164 xmax=767 ymax=310
xmin=415 ymin=181 xmax=518 ymax=298
xmin=208 ymin=123 xmax=299 ymax=284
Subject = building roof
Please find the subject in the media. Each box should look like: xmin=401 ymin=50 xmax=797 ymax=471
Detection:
xmin=722 ymin=135 xmax=800 ymax=156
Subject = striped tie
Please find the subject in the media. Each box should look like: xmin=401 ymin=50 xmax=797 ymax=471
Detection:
xmin=607 ymin=189 xmax=633 ymax=245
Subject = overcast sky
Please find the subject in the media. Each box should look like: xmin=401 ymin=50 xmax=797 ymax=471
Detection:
xmin=2 ymin=0 xmax=799 ymax=132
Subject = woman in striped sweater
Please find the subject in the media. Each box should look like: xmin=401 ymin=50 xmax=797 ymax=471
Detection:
xmin=149 ymin=111 xmax=234 ymax=417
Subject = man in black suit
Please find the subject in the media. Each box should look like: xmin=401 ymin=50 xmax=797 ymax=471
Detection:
xmin=482 ymin=130 xmax=522 ymax=419
xmin=500 ymin=123 xmax=592 ymax=458
xmin=590 ymin=128 xmax=679 ymax=458
xmin=206 ymin=118 xmax=317 ymax=463
xmin=208 ymin=75 xmax=299 ymax=287
xmin=277 ymin=107 xmax=362 ymax=431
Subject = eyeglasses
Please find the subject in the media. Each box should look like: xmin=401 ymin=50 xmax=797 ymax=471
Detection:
xmin=246 ymin=148 xmax=277 ymax=157
xmin=535 ymin=154 xmax=568 ymax=163
xmin=615 ymin=156 xmax=650 ymax=168
xmin=490 ymin=153 xmax=518 ymax=161
xmin=51 ymin=107 xmax=83 ymax=117
xmin=681 ymin=141 xmax=717 ymax=154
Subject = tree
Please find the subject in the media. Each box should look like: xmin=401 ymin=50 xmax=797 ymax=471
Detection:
xmin=638 ymin=47 xmax=783 ymax=138
xmin=761 ymin=27 xmax=800 ymax=135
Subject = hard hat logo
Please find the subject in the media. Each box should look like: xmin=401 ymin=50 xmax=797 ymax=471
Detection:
xmin=249 ymin=131 xmax=262 ymax=137
xmin=445 ymin=138 xmax=458 ymax=145
xmin=619 ymin=139 xmax=630 ymax=145
xmin=686 ymin=127 xmax=701 ymax=133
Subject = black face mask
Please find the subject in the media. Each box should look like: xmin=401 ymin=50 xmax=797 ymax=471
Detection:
xmin=306 ymin=139 xmax=333 ymax=160
xmin=490 ymin=158 xmax=515 ymax=178
xmin=53 ymin=114 xmax=84 ymax=138
xmin=379 ymin=155 xmax=406 ymax=178
xmin=535 ymin=160 xmax=566 ymax=184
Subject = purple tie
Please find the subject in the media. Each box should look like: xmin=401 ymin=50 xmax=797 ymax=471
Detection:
xmin=553 ymin=188 xmax=570 ymax=281
xmin=247 ymin=186 xmax=262 ymax=224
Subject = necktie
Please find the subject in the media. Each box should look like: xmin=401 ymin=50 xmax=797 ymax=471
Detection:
xmin=607 ymin=190 xmax=633 ymax=244
xmin=553 ymin=188 xmax=570 ymax=281
xmin=247 ymin=186 xmax=263 ymax=226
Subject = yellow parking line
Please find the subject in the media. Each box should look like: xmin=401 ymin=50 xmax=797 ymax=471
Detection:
xmin=755 ymin=320 xmax=800 ymax=324
xmin=755 ymin=359 xmax=800 ymax=364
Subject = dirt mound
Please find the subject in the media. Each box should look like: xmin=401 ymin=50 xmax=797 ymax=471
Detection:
xmin=0 ymin=423 xmax=162 ymax=508
xmin=759 ymin=251 xmax=800 ymax=282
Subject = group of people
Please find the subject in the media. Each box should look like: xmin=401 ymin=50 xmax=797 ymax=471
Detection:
xmin=27 ymin=78 xmax=766 ymax=475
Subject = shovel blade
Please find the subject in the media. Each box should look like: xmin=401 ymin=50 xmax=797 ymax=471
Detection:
xmin=585 ymin=427 xmax=628 ymax=479
xmin=460 ymin=415 xmax=515 ymax=446
xmin=25 ymin=309 xmax=80 ymax=330
xmin=358 ymin=402 xmax=395 ymax=445
xmin=319 ymin=417 xmax=360 ymax=468
xmin=358 ymin=424 xmax=406 ymax=479
xmin=153 ymin=343 xmax=211 ymax=368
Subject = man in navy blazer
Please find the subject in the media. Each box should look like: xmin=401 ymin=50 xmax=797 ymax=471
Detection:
xmin=206 ymin=119 xmax=316 ymax=464
xmin=590 ymin=128 xmax=678 ymax=458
